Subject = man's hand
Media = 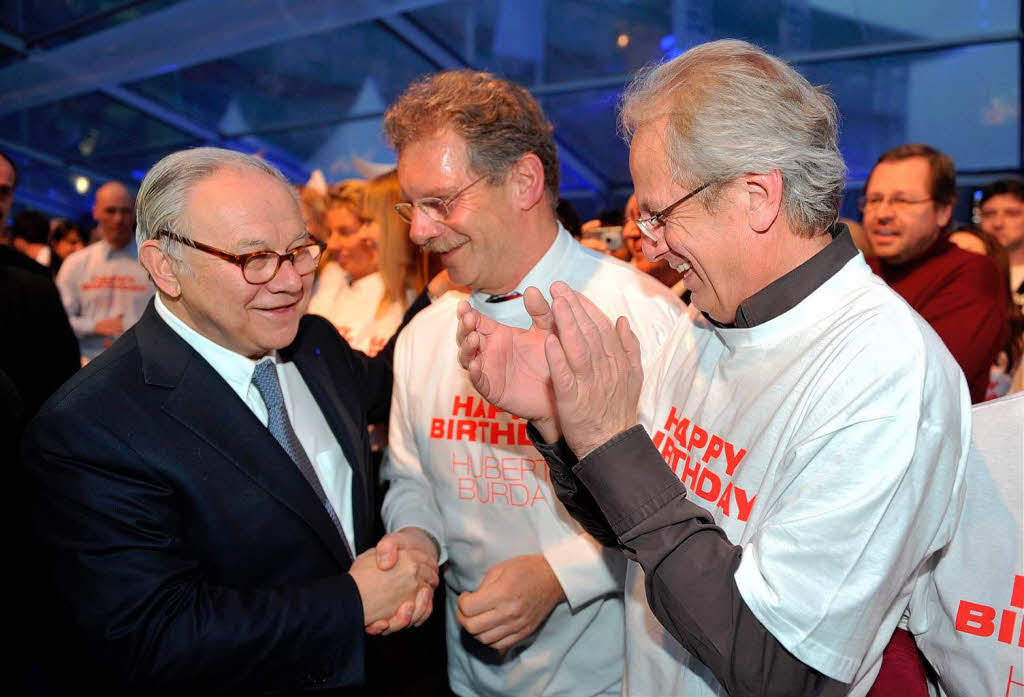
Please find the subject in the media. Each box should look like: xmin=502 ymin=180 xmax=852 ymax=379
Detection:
xmin=349 ymin=545 xmax=438 ymax=635
xmin=544 ymin=281 xmax=644 ymax=458
xmin=94 ymin=314 xmax=124 ymax=337
xmin=456 ymin=289 xmax=561 ymax=440
xmin=456 ymin=554 xmax=565 ymax=651
xmin=365 ymin=527 xmax=440 ymax=635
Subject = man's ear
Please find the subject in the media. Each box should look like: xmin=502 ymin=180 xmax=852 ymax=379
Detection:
xmin=509 ymin=152 xmax=547 ymax=212
xmin=139 ymin=239 xmax=182 ymax=298
xmin=935 ymin=200 xmax=954 ymax=229
xmin=745 ymin=170 xmax=783 ymax=234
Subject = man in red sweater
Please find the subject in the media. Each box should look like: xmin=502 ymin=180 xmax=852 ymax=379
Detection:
xmin=863 ymin=143 xmax=1006 ymax=403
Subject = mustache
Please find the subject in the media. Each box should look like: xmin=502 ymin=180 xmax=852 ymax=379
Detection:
xmin=422 ymin=236 xmax=469 ymax=254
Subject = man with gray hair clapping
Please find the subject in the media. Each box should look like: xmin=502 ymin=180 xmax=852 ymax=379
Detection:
xmin=457 ymin=39 xmax=969 ymax=697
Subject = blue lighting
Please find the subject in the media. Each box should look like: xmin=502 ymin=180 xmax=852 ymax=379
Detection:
xmin=131 ymin=169 xmax=147 ymax=182
xmin=659 ymin=34 xmax=676 ymax=52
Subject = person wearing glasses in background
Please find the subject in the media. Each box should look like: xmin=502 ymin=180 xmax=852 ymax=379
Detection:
xmin=21 ymin=148 xmax=439 ymax=694
xmin=456 ymin=40 xmax=969 ymax=697
xmin=863 ymin=143 xmax=1007 ymax=403
xmin=378 ymin=69 xmax=683 ymax=697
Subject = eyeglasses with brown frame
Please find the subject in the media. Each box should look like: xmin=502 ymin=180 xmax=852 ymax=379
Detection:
xmin=157 ymin=230 xmax=325 ymax=285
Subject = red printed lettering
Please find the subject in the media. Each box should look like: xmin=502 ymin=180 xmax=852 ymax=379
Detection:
xmin=716 ymin=483 xmax=733 ymax=517
xmin=482 ymin=456 xmax=501 ymax=480
xmin=695 ymin=467 xmax=722 ymax=503
xmin=733 ymin=486 xmax=756 ymax=522
xmin=457 ymin=478 xmax=476 ymax=500
xmin=680 ymin=452 xmax=699 ymax=491
xmin=724 ymin=442 xmax=747 ymax=477
xmin=956 ymin=600 xmax=995 ymax=637
xmin=702 ymin=434 xmax=724 ymax=464
xmin=456 ymin=419 xmax=476 ymax=441
xmin=687 ymin=425 xmax=708 ymax=451
xmin=452 ymin=453 xmax=473 ymax=477
xmin=998 ymin=609 xmax=1017 ymax=644
xmin=430 ymin=418 xmax=444 ymax=439
xmin=452 ymin=395 xmax=473 ymax=417
xmin=1011 ymin=574 xmax=1024 ymax=609
xmin=1007 ymin=665 xmax=1024 ymax=694
xmin=491 ymin=421 xmax=516 ymax=445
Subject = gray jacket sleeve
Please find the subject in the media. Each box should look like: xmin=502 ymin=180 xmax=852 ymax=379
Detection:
xmin=530 ymin=424 xmax=848 ymax=697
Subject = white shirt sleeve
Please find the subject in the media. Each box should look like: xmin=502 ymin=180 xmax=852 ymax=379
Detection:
xmin=380 ymin=329 xmax=449 ymax=564
xmin=543 ymin=532 xmax=625 ymax=610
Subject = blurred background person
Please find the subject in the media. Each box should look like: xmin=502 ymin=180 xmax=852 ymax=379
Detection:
xmin=948 ymin=224 xmax=1024 ymax=399
xmin=48 ymin=219 xmax=85 ymax=275
xmin=308 ymin=178 xmax=364 ymax=317
xmin=620 ymin=192 xmax=685 ymax=295
xmin=11 ymin=209 xmax=52 ymax=268
xmin=840 ymin=217 xmax=872 ymax=257
xmin=56 ymin=180 xmax=153 ymax=363
xmin=978 ymin=178 xmax=1024 ymax=307
xmin=310 ymin=171 xmax=420 ymax=356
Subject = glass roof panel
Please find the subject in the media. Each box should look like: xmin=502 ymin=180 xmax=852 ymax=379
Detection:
xmin=803 ymin=40 xmax=1021 ymax=179
xmin=9 ymin=155 xmax=102 ymax=219
xmin=3 ymin=0 xmax=185 ymax=45
xmin=254 ymin=118 xmax=397 ymax=182
xmin=126 ymin=21 xmax=434 ymax=137
xmin=408 ymin=0 xmax=1020 ymax=85
xmin=543 ymin=88 xmax=628 ymax=186
xmin=0 ymin=92 xmax=195 ymax=170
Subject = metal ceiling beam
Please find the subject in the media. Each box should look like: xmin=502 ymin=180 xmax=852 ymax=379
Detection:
xmin=0 ymin=137 xmax=124 ymax=185
xmin=0 ymin=0 xmax=446 ymax=115
xmin=0 ymin=27 xmax=25 ymax=52
xmin=379 ymin=14 xmax=609 ymax=193
xmin=101 ymin=85 xmax=310 ymax=183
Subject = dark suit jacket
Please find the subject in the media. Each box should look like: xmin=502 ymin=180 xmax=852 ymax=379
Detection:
xmin=0 ymin=264 xmax=80 ymax=424
xmin=22 ymin=302 xmax=402 ymax=695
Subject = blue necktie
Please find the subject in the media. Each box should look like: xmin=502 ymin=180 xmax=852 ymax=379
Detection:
xmin=251 ymin=359 xmax=352 ymax=556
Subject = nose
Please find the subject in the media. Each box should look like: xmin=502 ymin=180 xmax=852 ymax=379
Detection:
xmin=640 ymin=229 xmax=669 ymax=261
xmin=266 ymin=256 xmax=304 ymax=293
xmin=408 ymin=207 xmax=441 ymax=247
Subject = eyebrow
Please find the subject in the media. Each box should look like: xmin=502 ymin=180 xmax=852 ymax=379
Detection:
xmin=234 ymin=231 xmax=310 ymax=252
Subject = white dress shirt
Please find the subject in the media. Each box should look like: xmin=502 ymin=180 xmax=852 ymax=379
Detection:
xmin=154 ymin=294 xmax=355 ymax=552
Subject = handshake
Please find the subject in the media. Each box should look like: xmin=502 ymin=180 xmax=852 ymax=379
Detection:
xmin=349 ymin=526 xmax=440 ymax=635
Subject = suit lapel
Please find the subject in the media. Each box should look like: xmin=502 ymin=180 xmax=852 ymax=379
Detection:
xmin=289 ymin=331 xmax=373 ymax=554
xmin=135 ymin=304 xmax=353 ymax=567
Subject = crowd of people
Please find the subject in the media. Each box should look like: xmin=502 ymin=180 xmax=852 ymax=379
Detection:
xmin=2 ymin=36 xmax=1022 ymax=697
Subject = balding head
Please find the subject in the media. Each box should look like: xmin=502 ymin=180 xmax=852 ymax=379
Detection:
xmin=94 ymin=181 xmax=135 ymax=248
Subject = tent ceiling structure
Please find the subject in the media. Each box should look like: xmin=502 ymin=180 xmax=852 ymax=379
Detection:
xmin=1 ymin=0 xmax=1020 ymax=222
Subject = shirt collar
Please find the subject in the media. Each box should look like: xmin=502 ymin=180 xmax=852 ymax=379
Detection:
xmin=154 ymin=293 xmax=275 ymax=403
xmin=468 ymin=222 xmax=570 ymax=320
xmin=718 ymin=223 xmax=858 ymax=329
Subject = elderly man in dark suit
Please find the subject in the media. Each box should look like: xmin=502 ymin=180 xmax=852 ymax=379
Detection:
xmin=21 ymin=147 xmax=438 ymax=694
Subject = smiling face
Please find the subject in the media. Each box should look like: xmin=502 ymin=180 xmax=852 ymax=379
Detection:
xmin=326 ymin=205 xmax=378 ymax=281
xmin=862 ymin=157 xmax=952 ymax=264
xmin=397 ymin=130 xmax=524 ymax=294
xmin=629 ymin=119 xmax=752 ymax=323
xmin=172 ymin=167 xmax=313 ymax=358
xmin=980 ymin=193 xmax=1024 ymax=254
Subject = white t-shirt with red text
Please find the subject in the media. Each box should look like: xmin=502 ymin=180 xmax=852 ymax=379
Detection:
xmin=382 ymin=225 xmax=684 ymax=697
xmin=55 ymin=239 xmax=154 ymax=361
xmin=908 ymin=392 xmax=1024 ymax=697
xmin=628 ymin=254 xmax=970 ymax=696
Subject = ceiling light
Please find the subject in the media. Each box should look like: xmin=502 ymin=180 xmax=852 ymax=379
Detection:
xmin=617 ymin=33 xmax=630 ymax=49
xmin=74 ymin=175 xmax=90 ymax=195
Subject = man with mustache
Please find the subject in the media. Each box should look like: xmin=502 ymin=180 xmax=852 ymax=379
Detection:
xmin=378 ymin=70 xmax=684 ymax=697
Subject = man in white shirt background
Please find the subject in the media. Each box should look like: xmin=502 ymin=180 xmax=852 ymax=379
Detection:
xmin=377 ymin=69 xmax=683 ymax=697
xmin=55 ymin=180 xmax=154 ymax=362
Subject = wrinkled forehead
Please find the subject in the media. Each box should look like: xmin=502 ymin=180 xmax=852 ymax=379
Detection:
xmin=397 ymin=129 xmax=473 ymax=198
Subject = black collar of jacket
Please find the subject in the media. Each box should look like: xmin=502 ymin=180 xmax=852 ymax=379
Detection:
xmin=133 ymin=299 xmax=367 ymax=563
xmin=706 ymin=223 xmax=857 ymax=329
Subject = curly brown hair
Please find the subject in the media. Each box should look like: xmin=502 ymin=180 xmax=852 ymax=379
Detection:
xmin=384 ymin=69 xmax=559 ymax=210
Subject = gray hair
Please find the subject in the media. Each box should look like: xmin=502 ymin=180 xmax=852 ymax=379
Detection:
xmin=136 ymin=147 xmax=294 ymax=266
xmin=620 ymin=39 xmax=846 ymax=236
